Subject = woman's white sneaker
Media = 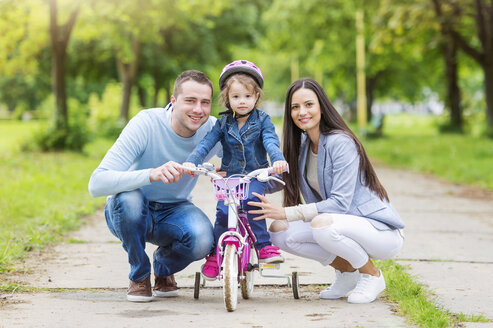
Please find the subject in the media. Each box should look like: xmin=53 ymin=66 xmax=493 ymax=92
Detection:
xmin=320 ymin=270 xmax=359 ymax=299
xmin=347 ymin=270 xmax=386 ymax=303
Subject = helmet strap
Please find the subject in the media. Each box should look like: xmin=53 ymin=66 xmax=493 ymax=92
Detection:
xmin=219 ymin=103 xmax=254 ymax=120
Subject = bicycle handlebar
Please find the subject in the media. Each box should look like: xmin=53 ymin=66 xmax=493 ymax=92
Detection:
xmin=176 ymin=163 xmax=223 ymax=180
xmin=246 ymin=164 xmax=289 ymax=185
xmin=176 ymin=163 xmax=288 ymax=185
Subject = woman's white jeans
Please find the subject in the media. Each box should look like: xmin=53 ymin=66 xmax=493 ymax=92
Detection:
xmin=269 ymin=214 xmax=403 ymax=269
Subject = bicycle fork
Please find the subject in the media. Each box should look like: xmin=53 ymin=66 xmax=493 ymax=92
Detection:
xmin=216 ymin=196 xmax=253 ymax=281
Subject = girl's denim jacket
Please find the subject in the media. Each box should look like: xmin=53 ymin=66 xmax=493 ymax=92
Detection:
xmin=186 ymin=109 xmax=285 ymax=175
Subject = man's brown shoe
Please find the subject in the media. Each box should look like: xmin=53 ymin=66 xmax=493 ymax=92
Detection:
xmin=154 ymin=274 xmax=180 ymax=297
xmin=127 ymin=275 xmax=153 ymax=302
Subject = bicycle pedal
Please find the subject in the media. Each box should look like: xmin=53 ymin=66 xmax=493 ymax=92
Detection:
xmin=259 ymin=263 xmax=280 ymax=270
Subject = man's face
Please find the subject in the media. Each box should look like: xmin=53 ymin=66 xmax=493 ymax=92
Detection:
xmin=170 ymin=80 xmax=212 ymax=138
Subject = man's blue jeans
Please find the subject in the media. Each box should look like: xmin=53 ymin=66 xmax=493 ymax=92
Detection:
xmin=104 ymin=189 xmax=214 ymax=282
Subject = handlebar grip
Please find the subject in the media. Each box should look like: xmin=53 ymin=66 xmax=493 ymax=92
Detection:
xmin=268 ymin=163 xmax=290 ymax=174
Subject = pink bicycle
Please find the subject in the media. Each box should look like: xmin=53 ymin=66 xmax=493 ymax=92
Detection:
xmin=178 ymin=163 xmax=300 ymax=312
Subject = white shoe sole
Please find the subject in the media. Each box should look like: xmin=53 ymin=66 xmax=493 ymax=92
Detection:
xmin=153 ymin=289 xmax=180 ymax=298
xmin=319 ymin=292 xmax=348 ymax=299
xmin=201 ymin=272 xmax=218 ymax=281
xmin=259 ymin=256 xmax=285 ymax=264
xmin=127 ymin=294 xmax=153 ymax=302
xmin=347 ymin=293 xmax=381 ymax=303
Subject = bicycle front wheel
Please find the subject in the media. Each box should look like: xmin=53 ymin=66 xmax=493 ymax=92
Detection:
xmin=223 ymin=244 xmax=239 ymax=312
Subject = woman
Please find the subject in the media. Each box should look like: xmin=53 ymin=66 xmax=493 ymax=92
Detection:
xmin=248 ymin=78 xmax=404 ymax=303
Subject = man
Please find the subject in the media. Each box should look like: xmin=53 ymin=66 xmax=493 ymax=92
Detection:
xmin=88 ymin=70 xmax=220 ymax=302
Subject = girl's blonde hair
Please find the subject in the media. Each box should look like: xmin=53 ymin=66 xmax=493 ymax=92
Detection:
xmin=219 ymin=73 xmax=263 ymax=108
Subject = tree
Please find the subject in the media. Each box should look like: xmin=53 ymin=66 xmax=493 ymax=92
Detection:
xmin=85 ymin=0 xmax=230 ymax=122
xmin=0 ymin=0 xmax=51 ymax=115
xmin=433 ymin=0 xmax=493 ymax=135
xmin=431 ymin=0 xmax=463 ymax=131
xmin=49 ymin=0 xmax=80 ymax=131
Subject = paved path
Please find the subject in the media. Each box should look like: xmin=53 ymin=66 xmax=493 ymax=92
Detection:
xmin=1 ymin=165 xmax=493 ymax=327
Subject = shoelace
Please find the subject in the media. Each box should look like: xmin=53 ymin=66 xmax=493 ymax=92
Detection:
xmin=261 ymin=245 xmax=281 ymax=255
xmin=205 ymin=256 xmax=218 ymax=267
xmin=352 ymin=275 xmax=371 ymax=294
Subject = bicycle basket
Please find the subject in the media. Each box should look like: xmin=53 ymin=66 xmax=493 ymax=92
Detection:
xmin=212 ymin=177 xmax=249 ymax=201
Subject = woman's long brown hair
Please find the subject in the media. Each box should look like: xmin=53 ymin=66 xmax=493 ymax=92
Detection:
xmin=282 ymin=78 xmax=389 ymax=207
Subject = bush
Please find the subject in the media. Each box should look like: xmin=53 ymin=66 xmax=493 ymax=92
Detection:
xmin=23 ymin=98 xmax=91 ymax=152
xmin=88 ymin=82 xmax=137 ymax=140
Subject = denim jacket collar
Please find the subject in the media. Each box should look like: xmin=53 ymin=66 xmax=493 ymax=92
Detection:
xmin=226 ymin=108 xmax=260 ymax=141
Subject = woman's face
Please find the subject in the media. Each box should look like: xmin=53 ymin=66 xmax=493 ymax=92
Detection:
xmin=290 ymin=88 xmax=321 ymax=133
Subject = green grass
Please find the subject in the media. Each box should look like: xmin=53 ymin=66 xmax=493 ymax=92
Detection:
xmin=0 ymin=121 xmax=112 ymax=273
xmin=378 ymin=260 xmax=490 ymax=327
xmin=0 ymin=120 xmax=44 ymax=153
xmin=361 ymin=114 xmax=493 ymax=191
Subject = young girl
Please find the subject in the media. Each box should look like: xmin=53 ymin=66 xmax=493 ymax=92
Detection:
xmin=248 ymin=78 xmax=404 ymax=303
xmin=183 ymin=60 xmax=288 ymax=280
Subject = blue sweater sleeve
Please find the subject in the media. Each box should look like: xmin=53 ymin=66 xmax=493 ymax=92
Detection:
xmin=186 ymin=120 xmax=223 ymax=165
xmin=88 ymin=113 xmax=152 ymax=197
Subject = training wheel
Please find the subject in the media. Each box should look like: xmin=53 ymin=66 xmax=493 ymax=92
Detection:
xmin=194 ymin=272 xmax=201 ymax=299
xmin=292 ymin=271 xmax=300 ymax=299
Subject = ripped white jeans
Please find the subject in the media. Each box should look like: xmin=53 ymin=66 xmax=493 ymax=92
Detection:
xmin=269 ymin=214 xmax=403 ymax=269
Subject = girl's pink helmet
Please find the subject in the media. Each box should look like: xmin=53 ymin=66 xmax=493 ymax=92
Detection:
xmin=219 ymin=60 xmax=264 ymax=90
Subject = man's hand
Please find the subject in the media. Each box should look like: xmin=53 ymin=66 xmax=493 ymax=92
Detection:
xmin=149 ymin=161 xmax=183 ymax=184
xmin=272 ymin=160 xmax=288 ymax=175
xmin=182 ymin=162 xmax=197 ymax=178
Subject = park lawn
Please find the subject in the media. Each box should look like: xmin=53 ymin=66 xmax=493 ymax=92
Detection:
xmin=0 ymin=120 xmax=44 ymax=154
xmin=0 ymin=122 xmax=112 ymax=272
xmin=362 ymin=114 xmax=493 ymax=191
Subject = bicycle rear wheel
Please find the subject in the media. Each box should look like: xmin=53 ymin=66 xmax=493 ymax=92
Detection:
xmin=240 ymin=246 xmax=255 ymax=299
xmin=223 ymin=244 xmax=238 ymax=312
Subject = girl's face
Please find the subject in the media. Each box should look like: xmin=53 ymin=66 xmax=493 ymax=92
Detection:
xmin=290 ymin=88 xmax=321 ymax=133
xmin=228 ymin=81 xmax=258 ymax=116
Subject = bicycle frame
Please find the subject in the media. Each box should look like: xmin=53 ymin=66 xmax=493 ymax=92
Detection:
xmin=214 ymin=175 xmax=257 ymax=282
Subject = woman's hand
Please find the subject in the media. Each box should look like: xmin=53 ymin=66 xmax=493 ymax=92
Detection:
xmin=248 ymin=192 xmax=287 ymax=221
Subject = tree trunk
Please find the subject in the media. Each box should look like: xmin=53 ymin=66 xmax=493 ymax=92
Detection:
xmin=153 ymin=87 xmax=160 ymax=107
xmin=484 ymin=63 xmax=493 ymax=135
xmin=52 ymin=44 xmax=68 ymax=130
xmin=137 ymin=86 xmax=146 ymax=108
xmin=117 ymin=38 xmax=141 ymax=121
xmin=153 ymin=71 xmax=161 ymax=107
xmin=49 ymin=0 xmax=79 ymax=131
xmin=366 ymin=76 xmax=377 ymax=122
xmin=164 ymin=83 xmax=171 ymax=105
xmin=443 ymin=36 xmax=462 ymax=132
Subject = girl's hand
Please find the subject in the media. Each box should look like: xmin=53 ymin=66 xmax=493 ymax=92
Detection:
xmin=272 ymin=160 xmax=288 ymax=175
xmin=248 ymin=192 xmax=287 ymax=221
xmin=182 ymin=162 xmax=197 ymax=177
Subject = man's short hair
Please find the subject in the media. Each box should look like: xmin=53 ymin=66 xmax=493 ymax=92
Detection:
xmin=173 ymin=70 xmax=213 ymax=98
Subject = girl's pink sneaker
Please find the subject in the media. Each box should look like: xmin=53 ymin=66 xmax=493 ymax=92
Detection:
xmin=201 ymin=255 xmax=219 ymax=280
xmin=258 ymin=245 xmax=285 ymax=263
